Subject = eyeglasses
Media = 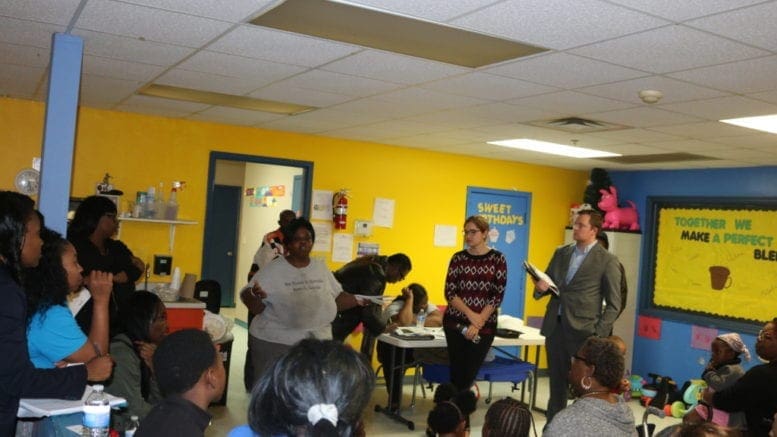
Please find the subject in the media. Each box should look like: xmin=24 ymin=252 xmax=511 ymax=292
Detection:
xmin=571 ymin=354 xmax=592 ymax=365
xmin=463 ymin=229 xmax=481 ymax=235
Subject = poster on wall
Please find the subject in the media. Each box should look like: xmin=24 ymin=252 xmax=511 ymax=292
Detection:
xmin=648 ymin=197 xmax=777 ymax=325
xmin=248 ymin=185 xmax=285 ymax=207
xmin=311 ymin=221 xmax=332 ymax=253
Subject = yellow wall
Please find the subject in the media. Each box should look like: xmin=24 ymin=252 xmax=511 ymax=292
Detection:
xmin=1 ymin=97 xmax=586 ymax=326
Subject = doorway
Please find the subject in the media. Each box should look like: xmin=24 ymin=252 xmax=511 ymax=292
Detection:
xmin=201 ymin=152 xmax=313 ymax=308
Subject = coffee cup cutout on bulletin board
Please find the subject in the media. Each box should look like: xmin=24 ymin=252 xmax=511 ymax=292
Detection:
xmin=709 ymin=266 xmax=732 ymax=290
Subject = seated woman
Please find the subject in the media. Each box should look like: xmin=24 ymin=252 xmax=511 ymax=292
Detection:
xmin=67 ymin=195 xmax=144 ymax=336
xmin=703 ymin=318 xmax=777 ymax=437
xmin=26 ymin=226 xmax=113 ymax=368
xmin=544 ymin=337 xmax=636 ymax=437
xmin=376 ymin=283 xmax=442 ymax=411
xmin=240 ymin=217 xmax=363 ymax=387
xmin=104 ymin=291 xmax=167 ymax=432
xmin=228 ymin=338 xmax=374 ymax=437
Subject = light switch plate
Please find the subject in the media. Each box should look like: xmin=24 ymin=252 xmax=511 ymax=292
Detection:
xmin=354 ymin=220 xmax=373 ymax=237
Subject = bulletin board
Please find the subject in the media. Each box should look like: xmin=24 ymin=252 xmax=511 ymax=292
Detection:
xmin=642 ymin=197 xmax=777 ymax=331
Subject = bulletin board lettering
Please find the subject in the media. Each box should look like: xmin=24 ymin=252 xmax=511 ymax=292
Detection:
xmin=644 ymin=197 xmax=777 ymax=329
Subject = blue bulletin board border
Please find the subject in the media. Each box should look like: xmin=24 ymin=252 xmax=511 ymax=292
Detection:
xmin=640 ymin=196 xmax=777 ymax=335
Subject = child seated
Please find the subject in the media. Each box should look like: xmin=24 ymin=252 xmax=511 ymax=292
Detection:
xmin=685 ymin=333 xmax=750 ymax=430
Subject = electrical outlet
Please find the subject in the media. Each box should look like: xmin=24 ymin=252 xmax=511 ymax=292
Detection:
xmin=354 ymin=220 xmax=373 ymax=237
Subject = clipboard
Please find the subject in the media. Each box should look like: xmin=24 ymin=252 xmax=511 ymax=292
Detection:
xmin=523 ymin=260 xmax=559 ymax=296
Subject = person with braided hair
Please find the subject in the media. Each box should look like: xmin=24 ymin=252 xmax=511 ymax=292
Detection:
xmin=482 ymin=397 xmax=534 ymax=437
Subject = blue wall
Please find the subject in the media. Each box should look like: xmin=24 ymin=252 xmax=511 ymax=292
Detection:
xmin=609 ymin=166 xmax=777 ymax=386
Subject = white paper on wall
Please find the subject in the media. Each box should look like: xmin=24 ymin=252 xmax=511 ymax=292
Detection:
xmin=311 ymin=190 xmax=333 ymax=221
xmin=373 ymin=198 xmax=395 ymax=228
xmin=311 ymin=221 xmax=332 ymax=253
xmin=434 ymin=224 xmax=457 ymax=247
xmin=332 ymin=233 xmax=354 ymax=263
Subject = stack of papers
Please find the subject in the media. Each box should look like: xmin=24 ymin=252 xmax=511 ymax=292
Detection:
xmin=18 ymin=386 xmax=126 ymax=418
xmin=354 ymin=295 xmax=394 ymax=305
xmin=523 ymin=261 xmax=559 ymax=296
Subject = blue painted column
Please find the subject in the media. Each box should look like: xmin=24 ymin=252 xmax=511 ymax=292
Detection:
xmin=38 ymin=33 xmax=83 ymax=234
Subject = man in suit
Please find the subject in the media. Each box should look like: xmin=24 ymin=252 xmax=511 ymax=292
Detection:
xmin=531 ymin=209 xmax=623 ymax=422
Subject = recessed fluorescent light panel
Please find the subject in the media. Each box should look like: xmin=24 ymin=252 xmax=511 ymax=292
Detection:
xmin=720 ymin=114 xmax=777 ymax=134
xmin=250 ymin=0 xmax=548 ymax=68
xmin=487 ymin=139 xmax=621 ymax=158
xmin=138 ymin=84 xmax=316 ymax=115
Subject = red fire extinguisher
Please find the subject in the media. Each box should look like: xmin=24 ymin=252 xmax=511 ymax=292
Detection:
xmin=333 ymin=190 xmax=348 ymax=230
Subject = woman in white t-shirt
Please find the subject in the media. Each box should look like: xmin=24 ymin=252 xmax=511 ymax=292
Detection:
xmin=241 ymin=217 xmax=364 ymax=388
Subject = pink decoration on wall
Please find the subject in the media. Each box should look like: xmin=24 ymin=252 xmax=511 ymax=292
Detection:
xmin=691 ymin=325 xmax=718 ymax=350
xmin=597 ymin=186 xmax=640 ymax=231
xmin=637 ymin=315 xmax=662 ymax=340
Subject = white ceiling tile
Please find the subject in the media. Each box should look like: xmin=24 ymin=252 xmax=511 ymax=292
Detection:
xmin=269 ymin=70 xmax=402 ymax=98
xmin=341 ymin=0 xmax=502 ymax=22
xmin=121 ymin=94 xmax=211 ymax=112
xmin=155 ymin=68 xmax=261 ymax=95
xmin=450 ymin=0 xmax=668 ymax=50
xmin=687 ymin=2 xmax=777 ymax=51
xmin=76 ymin=0 xmax=231 ymax=47
xmin=279 ymin=108 xmax=388 ymax=127
xmin=606 ymin=0 xmax=766 ymax=21
xmin=646 ymin=139 xmax=731 ymax=152
xmin=0 ymin=41 xmax=50 ymax=68
xmin=579 ymin=75 xmax=729 ymax=105
xmin=331 ymin=97 xmax=429 ymax=118
xmin=570 ymin=25 xmax=769 ymax=74
xmin=319 ymin=126 xmax=397 ymax=142
xmin=484 ymin=53 xmax=647 ymax=89
xmin=79 ymin=74 xmax=144 ymax=105
xmin=659 ymin=96 xmax=777 ymax=120
xmin=747 ymin=89 xmax=777 ymax=105
xmin=249 ymin=84 xmax=354 ymax=108
xmin=587 ymin=128 xmax=683 ymax=143
xmin=699 ymin=148 xmax=777 ymax=160
xmin=585 ymin=106 xmax=704 ymax=127
xmin=667 ymin=56 xmax=777 ymax=94
xmin=322 ymin=50 xmax=468 ymax=85
xmin=118 ymin=0 xmax=275 ymax=23
xmin=256 ymin=117 xmax=335 ymax=134
xmin=113 ymin=105 xmax=193 ymax=118
xmin=404 ymin=103 xmax=556 ymax=129
xmin=83 ymin=55 xmax=164 ymax=82
xmin=705 ymin=134 xmax=777 ymax=148
xmin=353 ymin=119 xmax=445 ymax=137
xmin=0 ymin=63 xmax=45 ymax=97
xmin=208 ymin=25 xmax=360 ymax=67
xmin=422 ymin=72 xmax=558 ymax=100
xmin=187 ymin=106 xmax=284 ymax=126
xmin=178 ymin=51 xmax=306 ymax=84
xmin=0 ymin=0 xmax=82 ymax=26
xmin=73 ymin=29 xmax=194 ymax=66
xmin=0 ymin=17 xmax=65 ymax=48
xmin=507 ymin=91 xmax=636 ymax=115
xmin=596 ymin=143 xmax=677 ymax=155
xmin=647 ymin=121 xmax=767 ymax=139
xmin=373 ymin=88 xmax=487 ymax=111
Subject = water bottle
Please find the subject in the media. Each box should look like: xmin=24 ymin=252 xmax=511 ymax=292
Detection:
xmin=125 ymin=415 xmax=140 ymax=437
xmin=416 ymin=308 xmax=427 ymax=328
xmin=456 ymin=323 xmax=481 ymax=344
xmin=82 ymin=384 xmax=110 ymax=437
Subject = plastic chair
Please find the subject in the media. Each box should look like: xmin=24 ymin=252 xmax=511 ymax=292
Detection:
xmin=194 ymin=279 xmax=221 ymax=314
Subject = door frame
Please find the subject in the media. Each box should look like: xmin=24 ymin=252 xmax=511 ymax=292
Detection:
xmin=201 ymin=151 xmax=314 ymax=305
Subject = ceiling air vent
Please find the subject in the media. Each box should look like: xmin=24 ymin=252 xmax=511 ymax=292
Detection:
xmin=528 ymin=117 xmax=629 ymax=133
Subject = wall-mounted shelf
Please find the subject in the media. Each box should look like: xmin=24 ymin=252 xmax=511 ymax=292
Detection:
xmin=118 ymin=217 xmax=198 ymax=253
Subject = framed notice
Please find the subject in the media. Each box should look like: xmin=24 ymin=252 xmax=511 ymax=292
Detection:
xmin=641 ymin=197 xmax=777 ymax=333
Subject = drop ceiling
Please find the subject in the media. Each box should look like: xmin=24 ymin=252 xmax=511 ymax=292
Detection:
xmin=2 ymin=0 xmax=777 ymax=171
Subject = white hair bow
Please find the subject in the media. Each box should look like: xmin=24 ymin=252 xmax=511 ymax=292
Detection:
xmin=307 ymin=403 xmax=338 ymax=427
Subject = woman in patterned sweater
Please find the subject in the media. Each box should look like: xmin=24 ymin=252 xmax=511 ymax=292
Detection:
xmin=443 ymin=215 xmax=507 ymax=391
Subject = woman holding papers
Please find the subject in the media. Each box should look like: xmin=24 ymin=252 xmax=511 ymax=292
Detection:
xmin=443 ymin=215 xmax=507 ymax=391
xmin=0 ymin=191 xmax=112 ymax=435
xmin=240 ymin=218 xmax=364 ymax=387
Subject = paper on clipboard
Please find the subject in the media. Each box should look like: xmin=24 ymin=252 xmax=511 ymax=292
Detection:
xmin=354 ymin=294 xmax=394 ymax=305
xmin=523 ymin=260 xmax=559 ymax=296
